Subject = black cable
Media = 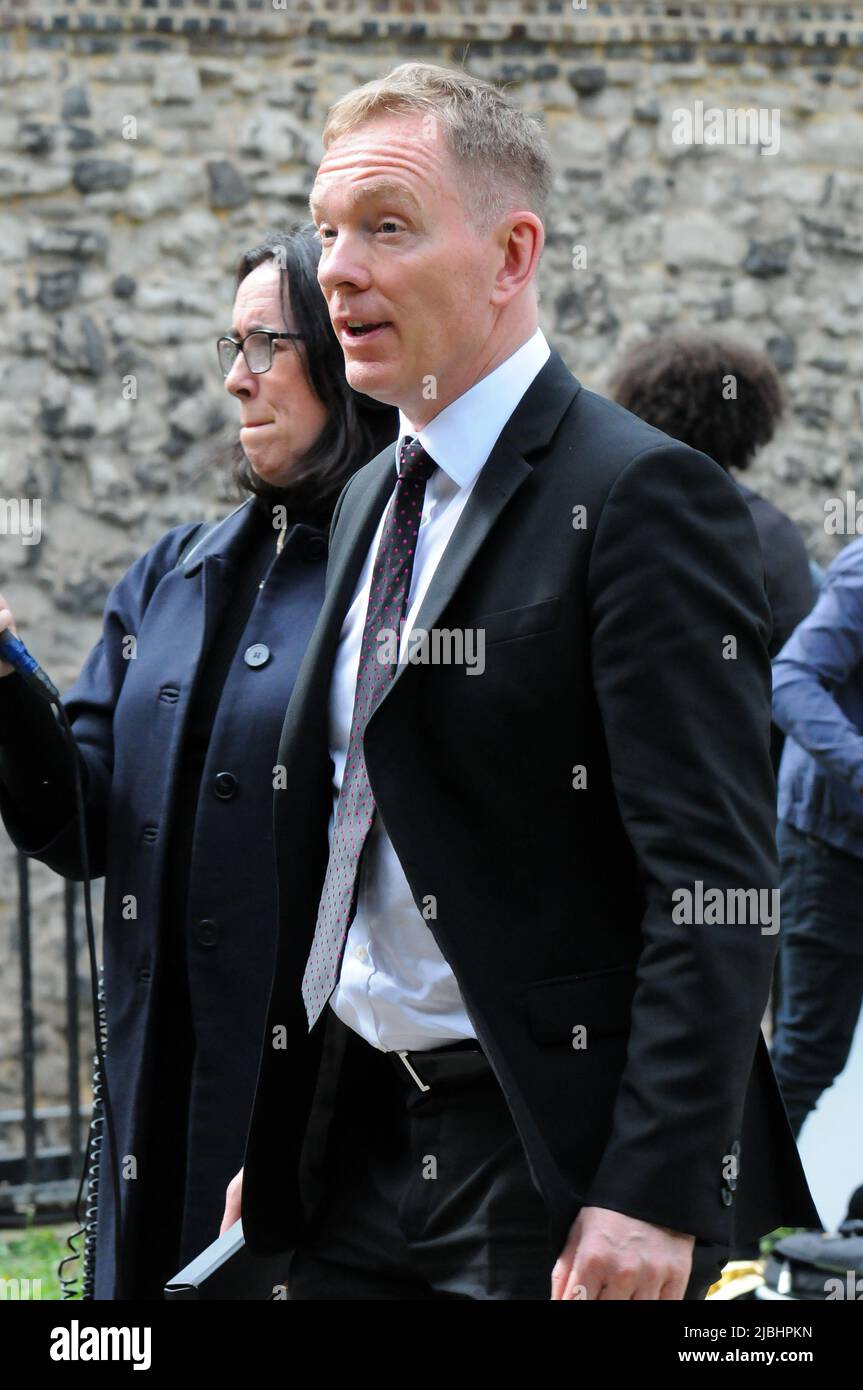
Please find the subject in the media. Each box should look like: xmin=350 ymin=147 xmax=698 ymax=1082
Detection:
xmin=59 ymin=968 xmax=107 ymax=1300
xmin=81 ymin=976 xmax=108 ymax=1298
xmin=47 ymin=700 xmax=125 ymax=1301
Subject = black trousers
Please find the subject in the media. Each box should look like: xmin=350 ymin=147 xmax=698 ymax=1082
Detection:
xmin=771 ymin=819 xmax=863 ymax=1139
xmin=288 ymin=1009 xmax=728 ymax=1301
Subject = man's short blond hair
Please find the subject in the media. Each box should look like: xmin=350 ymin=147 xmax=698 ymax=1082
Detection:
xmin=321 ymin=61 xmax=553 ymax=241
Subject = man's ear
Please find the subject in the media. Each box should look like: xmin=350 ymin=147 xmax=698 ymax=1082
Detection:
xmin=491 ymin=212 xmax=544 ymax=306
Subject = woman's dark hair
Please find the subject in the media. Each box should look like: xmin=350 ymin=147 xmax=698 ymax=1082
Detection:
xmin=608 ymin=334 xmax=785 ymax=472
xmin=228 ymin=223 xmax=398 ymax=522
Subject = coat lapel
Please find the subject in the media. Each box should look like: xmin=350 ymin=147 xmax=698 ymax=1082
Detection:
xmin=175 ymin=499 xmax=263 ymax=694
xmin=412 ymin=347 xmax=581 ymax=635
xmin=181 ymin=497 xmax=257 ymax=577
xmin=321 ymin=454 xmax=397 ymax=626
xmin=278 ymin=346 xmax=581 ymax=753
xmin=276 ymin=450 xmax=397 ymax=758
xmin=381 ymin=346 xmax=581 ymax=703
xmin=403 ymin=438 xmax=530 ymax=648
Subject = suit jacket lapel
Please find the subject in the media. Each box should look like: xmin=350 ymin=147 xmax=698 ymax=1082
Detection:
xmin=383 ymin=346 xmax=581 ymax=701
xmin=277 ymin=448 xmax=397 ymax=758
xmin=279 ymin=346 xmax=581 ymax=753
xmin=408 ymin=437 xmax=530 ymax=637
xmin=322 ymin=452 xmax=397 ymax=626
xmin=413 ymin=347 xmax=581 ymax=636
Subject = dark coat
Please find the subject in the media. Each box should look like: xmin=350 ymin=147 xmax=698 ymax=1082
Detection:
xmin=737 ymin=483 xmax=816 ymax=776
xmin=242 ymin=347 xmax=820 ymax=1265
xmin=1 ymin=497 xmax=327 ymax=1298
xmin=737 ymin=485 xmax=815 ymax=659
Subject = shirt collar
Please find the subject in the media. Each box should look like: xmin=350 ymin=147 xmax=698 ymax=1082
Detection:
xmin=395 ymin=326 xmax=551 ymax=489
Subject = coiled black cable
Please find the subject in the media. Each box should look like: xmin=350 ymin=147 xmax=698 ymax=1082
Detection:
xmin=58 ymin=968 xmax=107 ymax=1299
xmin=50 ymin=702 xmax=124 ymax=1300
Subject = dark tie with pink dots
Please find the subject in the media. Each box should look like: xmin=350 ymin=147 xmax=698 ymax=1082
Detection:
xmin=301 ymin=436 xmax=438 ymax=1030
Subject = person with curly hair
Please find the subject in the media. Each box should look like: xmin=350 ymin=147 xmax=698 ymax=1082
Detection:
xmin=609 ymin=333 xmax=816 ymax=778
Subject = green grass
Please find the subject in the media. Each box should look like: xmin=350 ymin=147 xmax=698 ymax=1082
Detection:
xmin=0 ymin=1220 xmax=85 ymax=1300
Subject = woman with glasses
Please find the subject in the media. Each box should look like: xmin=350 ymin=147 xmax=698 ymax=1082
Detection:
xmin=0 ymin=225 xmax=397 ymax=1300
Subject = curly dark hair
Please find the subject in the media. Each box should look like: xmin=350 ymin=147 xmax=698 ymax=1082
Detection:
xmin=608 ymin=334 xmax=785 ymax=472
xmin=226 ymin=223 xmax=398 ymax=522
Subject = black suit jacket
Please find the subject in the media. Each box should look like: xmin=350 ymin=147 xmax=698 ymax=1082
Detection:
xmin=242 ymin=346 xmax=820 ymax=1258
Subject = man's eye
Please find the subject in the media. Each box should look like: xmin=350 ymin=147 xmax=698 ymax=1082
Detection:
xmin=315 ymin=221 xmax=400 ymax=241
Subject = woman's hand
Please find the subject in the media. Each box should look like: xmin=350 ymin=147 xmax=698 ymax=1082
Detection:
xmin=0 ymin=593 xmax=19 ymax=677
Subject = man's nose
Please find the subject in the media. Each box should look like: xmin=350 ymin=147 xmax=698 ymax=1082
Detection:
xmin=317 ymin=231 xmax=371 ymax=294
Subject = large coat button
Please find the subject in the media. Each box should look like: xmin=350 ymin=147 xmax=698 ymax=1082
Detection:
xmin=244 ymin=643 xmax=271 ymax=668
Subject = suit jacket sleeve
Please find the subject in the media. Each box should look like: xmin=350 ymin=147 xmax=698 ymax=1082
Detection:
xmin=0 ymin=523 xmax=200 ymax=881
xmin=581 ymin=442 xmax=779 ymax=1239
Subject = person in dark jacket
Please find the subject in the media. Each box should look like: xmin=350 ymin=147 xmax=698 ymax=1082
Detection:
xmin=608 ymin=333 xmax=816 ymax=778
xmin=0 ymin=224 xmax=397 ymax=1300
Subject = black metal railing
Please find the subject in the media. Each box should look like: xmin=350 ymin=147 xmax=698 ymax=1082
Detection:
xmin=1 ymin=853 xmax=92 ymax=1221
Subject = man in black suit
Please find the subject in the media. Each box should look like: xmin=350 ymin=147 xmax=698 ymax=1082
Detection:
xmin=224 ymin=61 xmax=820 ymax=1300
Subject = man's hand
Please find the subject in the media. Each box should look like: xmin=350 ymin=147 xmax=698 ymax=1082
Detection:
xmin=550 ymin=1205 xmax=695 ymax=1300
xmin=220 ymin=1167 xmax=243 ymax=1236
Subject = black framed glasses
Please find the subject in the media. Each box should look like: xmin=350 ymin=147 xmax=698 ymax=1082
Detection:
xmin=217 ymin=330 xmax=304 ymax=377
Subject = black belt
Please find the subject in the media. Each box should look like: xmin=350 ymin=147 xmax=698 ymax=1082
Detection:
xmin=390 ymin=1038 xmax=488 ymax=1093
xmin=342 ymin=1027 xmax=489 ymax=1093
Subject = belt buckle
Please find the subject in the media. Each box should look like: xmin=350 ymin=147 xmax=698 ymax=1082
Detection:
xmin=396 ymin=1050 xmax=430 ymax=1092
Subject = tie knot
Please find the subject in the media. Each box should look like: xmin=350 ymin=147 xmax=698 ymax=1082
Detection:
xmin=397 ymin=436 xmax=436 ymax=484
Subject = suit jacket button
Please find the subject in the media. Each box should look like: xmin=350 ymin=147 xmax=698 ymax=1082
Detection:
xmin=194 ymin=919 xmax=219 ymax=948
xmin=214 ymin=771 xmax=238 ymax=800
xmin=301 ymin=533 xmax=327 ymax=561
xmin=244 ymin=643 xmax=271 ymax=668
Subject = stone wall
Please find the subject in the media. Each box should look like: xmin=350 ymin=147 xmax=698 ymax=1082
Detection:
xmin=1 ymin=0 xmax=861 ymax=1119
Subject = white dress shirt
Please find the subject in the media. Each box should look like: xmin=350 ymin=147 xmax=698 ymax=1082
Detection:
xmin=327 ymin=326 xmax=551 ymax=1052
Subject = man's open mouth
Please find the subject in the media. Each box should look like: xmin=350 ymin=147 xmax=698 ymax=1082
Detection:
xmin=345 ymin=321 xmax=390 ymax=337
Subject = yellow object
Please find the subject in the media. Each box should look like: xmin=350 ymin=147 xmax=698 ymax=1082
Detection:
xmin=706 ymin=1259 xmax=765 ymax=1299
